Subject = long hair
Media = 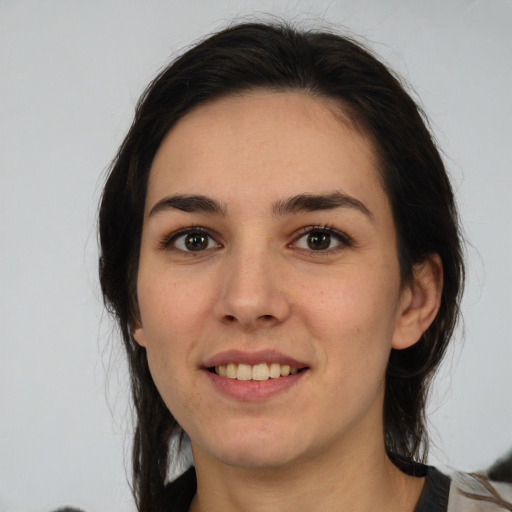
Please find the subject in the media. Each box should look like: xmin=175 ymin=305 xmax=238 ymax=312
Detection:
xmin=98 ymin=21 xmax=464 ymax=511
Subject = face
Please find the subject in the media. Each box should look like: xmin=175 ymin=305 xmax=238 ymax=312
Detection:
xmin=134 ymin=91 xmax=417 ymax=470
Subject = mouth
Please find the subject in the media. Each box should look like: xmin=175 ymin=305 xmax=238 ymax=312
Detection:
xmin=202 ymin=350 xmax=310 ymax=400
xmin=208 ymin=362 xmax=309 ymax=381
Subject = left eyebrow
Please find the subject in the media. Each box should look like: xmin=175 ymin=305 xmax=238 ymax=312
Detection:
xmin=148 ymin=194 xmax=227 ymax=217
xmin=272 ymin=192 xmax=373 ymax=220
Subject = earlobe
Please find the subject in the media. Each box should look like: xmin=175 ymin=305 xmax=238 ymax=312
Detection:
xmin=392 ymin=254 xmax=443 ymax=350
xmin=132 ymin=326 xmax=147 ymax=347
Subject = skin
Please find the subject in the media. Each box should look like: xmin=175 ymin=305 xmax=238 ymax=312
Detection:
xmin=134 ymin=91 xmax=442 ymax=512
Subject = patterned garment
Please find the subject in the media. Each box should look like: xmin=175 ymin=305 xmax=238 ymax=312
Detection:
xmin=162 ymin=464 xmax=512 ymax=512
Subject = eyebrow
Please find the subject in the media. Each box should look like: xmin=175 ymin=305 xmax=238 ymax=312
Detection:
xmin=272 ymin=192 xmax=373 ymax=220
xmin=148 ymin=191 xmax=372 ymax=220
xmin=149 ymin=194 xmax=227 ymax=217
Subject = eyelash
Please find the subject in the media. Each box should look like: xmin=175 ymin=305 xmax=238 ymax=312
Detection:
xmin=157 ymin=225 xmax=353 ymax=254
xmin=158 ymin=226 xmax=220 ymax=253
xmin=291 ymin=225 xmax=353 ymax=253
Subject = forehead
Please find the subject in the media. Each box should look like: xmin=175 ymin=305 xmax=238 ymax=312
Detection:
xmin=147 ymin=91 xmax=387 ymax=217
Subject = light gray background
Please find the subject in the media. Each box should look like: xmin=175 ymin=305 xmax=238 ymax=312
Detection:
xmin=1 ymin=1 xmax=511 ymax=511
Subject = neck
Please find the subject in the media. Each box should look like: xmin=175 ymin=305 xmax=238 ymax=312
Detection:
xmin=189 ymin=430 xmax=424 ymax=512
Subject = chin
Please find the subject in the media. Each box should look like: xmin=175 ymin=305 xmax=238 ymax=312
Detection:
xmin=191 ymin=424 xmax=304 ymax=470
xmin=210 ymin=445 xmax=298 ymax=470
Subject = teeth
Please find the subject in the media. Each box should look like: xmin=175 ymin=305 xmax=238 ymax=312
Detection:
xmin=236 ymin=363 xmax=252 ymax=381
xmin=269 ymin=363 xmax=281 ymax=379
xmin=214 ymin=363 xmax=303 ymax=381
xmin=252 ymin=363 xmax=269 ymax=381
xmin=226 ymin=363 xmax=237 ymax=379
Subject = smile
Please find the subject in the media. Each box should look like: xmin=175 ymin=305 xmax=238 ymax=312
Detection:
xmin=203 ymin=351 xmax=310 ymax=400
xmin=213 ymin=363 xmax=305 ymax=381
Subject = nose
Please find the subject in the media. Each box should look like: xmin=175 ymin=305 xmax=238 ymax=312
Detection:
xmin=214 ymin=246 xmax=292 ymax=330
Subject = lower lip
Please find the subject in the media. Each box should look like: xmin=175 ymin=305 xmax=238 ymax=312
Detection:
xmin=203 ymin=369 xmax=308 ymax=401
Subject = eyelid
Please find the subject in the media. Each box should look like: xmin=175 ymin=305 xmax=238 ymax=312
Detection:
xmin=290 ymin=225 xmax=353 ymax=252
xmin=158 ymin=226 xmax=222 ymax=252
xmin=156 ymin=224 xmax=352 ymax=253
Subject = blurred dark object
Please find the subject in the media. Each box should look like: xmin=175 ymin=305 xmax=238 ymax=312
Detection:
xmin=488 ymin=449 xmax=512 ymax=483
xmin=50 ymin=508 xmax=86 ymax=512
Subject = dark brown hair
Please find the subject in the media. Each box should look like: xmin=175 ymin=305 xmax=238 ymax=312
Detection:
xmin=99 ymin=21 xmax=464 ymax=511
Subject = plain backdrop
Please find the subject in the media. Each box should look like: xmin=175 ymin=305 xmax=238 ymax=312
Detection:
xmin=1 ymin=1 xmax=511 ymax=511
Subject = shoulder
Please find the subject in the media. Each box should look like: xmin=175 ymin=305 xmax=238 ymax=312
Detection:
xmin=407 ymin=462 xmax=512 ymax=512
xmin=447 ymin=471 xmax=512 ymax=512
xmin=163 ymin=466 xmax=197 ymax=512
xmin=161 ymin=464 xmax=512 ymax=512
xmin=413 ymin=466 xmax=451 ymax=512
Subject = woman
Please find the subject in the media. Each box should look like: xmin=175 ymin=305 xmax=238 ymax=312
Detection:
xmin=98 ymin=22 xmax=508 ymax=511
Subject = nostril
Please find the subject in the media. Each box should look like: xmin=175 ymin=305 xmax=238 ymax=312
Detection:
xmin=220 ymin=313 xmax=280 ymax=326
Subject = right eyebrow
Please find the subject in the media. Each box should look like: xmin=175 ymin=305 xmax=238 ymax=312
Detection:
xmin=148 ymin=194 xmax=227 ymax=217
xmin=272 ymin=191 xmax=373 ymax=221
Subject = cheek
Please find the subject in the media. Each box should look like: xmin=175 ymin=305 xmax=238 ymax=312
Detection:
xmin=302 ymin=266 xmax=399 ymax=331
xmin=298 ymin=263 xmax=400 ymax=369
xmin=136 ymin=273 xmax=212 ymax=401
xmin=141 ymin=309 xmax=206 ymax=430
xmin=138 ymin=270 xmax=214 ymax=340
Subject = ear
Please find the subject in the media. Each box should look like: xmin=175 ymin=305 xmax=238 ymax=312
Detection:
xmin=132 ymin=324 xmax=147 ymax=347
xmin=392 ymin=254 xmax=443 ymax=350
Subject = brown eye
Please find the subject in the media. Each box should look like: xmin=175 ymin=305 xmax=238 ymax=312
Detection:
xmin=294 ymin=227 xmax=350 ymax=252
xmin=306 ymin=232 xmax=331 ymax=251
xmin=170 ymin=229 xmax=220 ymax=252
xmin=185 ymin=233 xmax=208 ymax=251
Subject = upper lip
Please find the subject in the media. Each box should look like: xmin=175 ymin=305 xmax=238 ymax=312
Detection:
xmin=203 ymin=349 xmax=309 ymax=369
